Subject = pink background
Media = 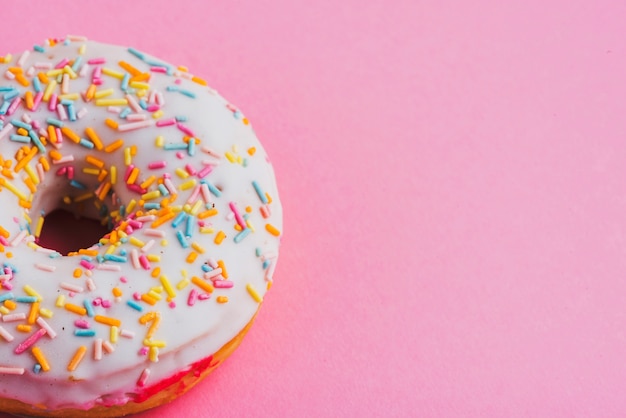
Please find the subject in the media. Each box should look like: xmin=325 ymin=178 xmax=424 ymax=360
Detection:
xmin=1 ymin=0 xmax=626 ymax=416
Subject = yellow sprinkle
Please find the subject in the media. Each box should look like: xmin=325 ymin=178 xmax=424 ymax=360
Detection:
xmin=65 ymin=303 xmax=87 ymax=316
xmin=63 ymin=65 xmax=77 ymax=79
xmin=214 ymin=231 xmax=225 ymax=245
xmin=216 ymin=296 xmax=229 ymax=304
xmin=160 ymin=275 xmax=176 ymax=299
xmin=23 ymin=285 xmax=42 ymax=302
xmin=176 ymin=278 xmax=190 ymax=290
xmin=179 ymin=179 xmax=196 ymax=191
xmin=149 ymin=346 xmax=159 ymax=362
xmin=152 ymin=110 xmax=164 ymax=119
xmin=146 ymin=254 xmax=160 ymax=262
xmin=73 ymin=192 xmax=93 ymax=203
xmin=0 ymin=178 xmax=28 ymax=201
xmin=94 ymin=315 xmax=121 ymax=327
xmin=58 ymin=93 xmax=80 ymax=101
xmin=246 ymin=283 xmax=263 ymax=303
xmin=155 ymin=135 xmax=164 ymax=147
xmin=42 ymin=80 xmax=57 ymax=101
xmin=93 ymin=88 xmax=114 ymax=99
xmin=23 ymin=164 xmax=39 ymax=185
xmin=189 ymin=200 xmax=203 ymax=216
xmin=124 ymin=147 xmax=132 ymax=166
xmin=129 ymin=81 xmax=150 ymax=90
xmin=96 ymin=98 xmax=128 ymax=106
xmin=82 ymin=167 xmax=100 ymax=176
xmin=146 ymin=313 xmax=161 ymax=339
xmin=110 ymin=325 xmax=119 ymax=343
xmin=174 ymin=167 xmax=189 ymax=179
xmin=32 ymin=346 xmax=50 ymax=371
xmin=265 ymin=224 xmax=281 ymax=236
xmin=78 ymin=44 xmax=86 ymax=55
xmin=34 ymin=216 xmax=44 ymax=238
xmin=67 ymin=345 xmax=87 ymax=372
xmin=126 ymin=199 xmax=137 ymax=214
xmin=140 ymin=175 xmax=157 ymax=190
xmin=191 ymin=242 xmax=205 ymax=254
xmin=55 ymin=295 xmax=65 ymax=308
xmin=39 ymin=308 xmax=53 ymax=318
xmin=143 ymin=339 xmax=166 ymax=348
xmin=0 ymin=307 xmax=8 ymax=315
xmin=102 ymin=67 xmax=125 ymax=79
xmin=141 ymin=190 xmax=161 ymax=200
xmin=225 ymin=151 xmax=236 ymax=163
xmin=129 ymin=236 xmax=145 ymax=247
xmin=16 ymin=324 xmax=32 ymax=333
xmin=46 ymin=69 xmax=62 ymax=77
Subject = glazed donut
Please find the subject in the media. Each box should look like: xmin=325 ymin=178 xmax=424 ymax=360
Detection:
xmin=0 ymin=36 xmax=282 ymax=416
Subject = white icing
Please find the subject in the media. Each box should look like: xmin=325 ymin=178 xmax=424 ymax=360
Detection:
xmin=0 ymin=38 xmax=282 ymax=410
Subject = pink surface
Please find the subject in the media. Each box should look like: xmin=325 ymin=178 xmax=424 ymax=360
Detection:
xmin=2 ymin=0 xmax=626 ymax=416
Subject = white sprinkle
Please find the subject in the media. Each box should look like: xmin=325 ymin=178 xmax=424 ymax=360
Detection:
xmin=17 ymin=50 xmax=29 ymax=67
xmin=57 ymin=103 xmax=68 ymax=121
xmin=4 ymin=70 xmax=15 ymax=80
xmin=2 ymin=313 xmax=26 ymax=322
xmin=76 ymin=107 xmax=88 ymax=119
xmin=107 ymin=106 xmax=122 ymax=114
xmin=60 ymin=282 xmax=83 ymax=293
xmin=36 ymin=317 xmax=57 ymax=339
xmin=130 ymin=249 xmax=141 ymax=269
xmin=117 ymin=120 xmax=154 ymax=132
xmin=34 ymin=62 xmax=53 ymax=70
xmin=125 ymin=94 xmax=142 ymax=113
xmin=36 ymin=163 xmax=45 ymax=182
xmin=97 ymin=264 xmax=122 ymax=272
xmin=144 ymin=229 xmax=165 ymax=238
xmin=26 ymin=66 xmax=35 ymax=77
xmin=0 ymin=325 xmax=14 ymax=341
xmin=0 ymin=367 xmax=24 ymax=375
xmin=141 ymin=239 xmax=155 ymax=253
xmin=120 ymin=329 xmax=135 ymax=339
xmin=0 ymin=124 xmax=14 ymax=141
xmin=94 ymin=338 xmax=103 ymax=360
xmin=52 ymin=155 xmax=75 ymax=164
xmin=35 ymin=263 xmax=56 ymax=272
xmin=79 ymin=62 xmax=89 ymax=77
xmin=135 ymin=215 xmax=156 ymax=222
xmin=86 ymin=277 xmax=96 ymax=292
xmin=265 ymin=259 xmax=277 ymax=282
xmin=9 ymin=230 xmax=27 ymax=247
xmin=163 ymin=178 xmax=177 ymax=195
xmin=102 ymin=340 xmax=115 ymax=353
xmin=126 ymin=113 xmax=147 ymax=122
xmin=203 ymin=268 xmax=223 ymax=280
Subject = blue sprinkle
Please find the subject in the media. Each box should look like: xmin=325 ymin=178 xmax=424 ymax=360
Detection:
xmin=119 ymin=107 xmax=131 ymax=119
xmin=188 ymin=137 xmax=196 ymax=156
xmin=15 ymin=296 xmax=38 ymax=303
xmin=74 ymin=329 xmax=96 ymax=337
xmin=104 ymin=254 xmax=127 ymax=263
xmin=139 ymin=99 xmax=148 ymax=110
xmin=204 ymin=181 xmax=222 ymax=197
xmin=172 ymin=212 xmax=187 ymax=228
xmin=263 ymin=259 xmax=271 ymax=269
xmin=33 ymin=364 xmax=42 ymax=374
xmin=119 ymin=205 xmax=126 ymax=217
xmin=33 ymin=77 xmax=42 ymax=93
xmin=201 ymin=264 xmax=211 ymax=273
xmin=67 ymin=104 xmax=77 ymax=121
xmin=127 ymin=47 xmax=145 ymax=60
xmin=0 ymin=292 xmax=15 ymax=302
xmin=29 ymin=130 xmax=46 ymax=153
xmin=97 ymin=255 xmax=105 ymax=263
xmin=185 ymin=215 xmax=194 ymax=238
xmin=163 ymin=143 xmax=188 ymax=151
xmin=157 ymin=184 xmax=169 ymax=197
xmin=79 ymin=138 xmax=95 ymax=149
xmin=255 ymin=247 xmax=262 ymax=257
xmin=120 ymin=237 xmax=128 ymax=243
xmin=121 ymin=73 xmax=130 ymax=91
xmin=33 ymin=45 xmax=45 ymax=53
xmin=4 ymin=90 xmax=20 ymax=101
xmin=71 ymin=56 xmax=83 ymax=73
xmin=143 ymin=202 xmax=161 ymax=210
xmin=46 ymin=117 xmax=64 ymax=127
xmin=234 ymin=228 xmax=251 ymax=243
xmin=119 ymin=249 xmax=128 ymax=256
xmin=166 ymin=86 xmax=178 ymax=92
xmin=80 ymin=255 xmax=94 ymax=262
xmin=0 ymin=102 xmax=9 ymax=115
xmin=127 ymin=300 xmax=143 ymax=312
xmin=175 ymin=115 xmax=187 ymax=122
xmin=10 ymin=119 xmax=31 ymax=129
xmin=0 ymin=86 xmax=16 ymax=92
xmin=59 ymin=99 xmax=74 ymax=106
xmin=63 ymin=38 xmax=70 ymax=46
xmin=84 ymin=299 xmax=95 ymax=317
xmin=70 ymin=180 xmax=87 ymax=189
xmin=10 ymin=134 xmax=31 ymax=143
xmin=252 ymin=181 xmax=269 ymax=204
xmin=179 ymin=89 xmax=196 ymax=99
xmin=176 ymin=230 xmax=189 ymax=248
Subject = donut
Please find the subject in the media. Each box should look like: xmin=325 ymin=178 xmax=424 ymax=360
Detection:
xmin=0 ymin=36 xmax=282 ymax=417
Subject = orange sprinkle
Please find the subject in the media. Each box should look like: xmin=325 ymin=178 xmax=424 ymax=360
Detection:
xmin=216 ymin=296 xmax=229 ymax=304
xmin=151 ymin=267 xmax=161 ymax=278
xmin=37 ymin=72 xmax=49 ymax=84
xmin=265 ymin=223 xmax=281 ymax=236
xmin=214 ymin=231 xmax=226 ymax=245
xmin=64 ymin=303 xmax=87 ymax=316
xmin=61 ymin=126 xmax=81 ymax=143
xmin=186 ymin=251 xmax=198 ymax=263
xmin=247 ymin=147 xmax=256 ymax=156
xmin=104 ymin=138 xmax=124 ymax=153
xmin=16 ymin=324 xmax=32 ymax=333
xmin=191 ymin=276 xmax=214 ymax=293
xmin=73 ymin=268 xmax=82 ymax=278
xmin=141 ymin=293 xmax=158 ymax=306
xmin=104 ymin=118 xmax=119 ymax=130
xmin=38 ymin=156 xmax=50 ymax=171
xmin=198 ymin=208 xmax=218 ymax=219
xmin=27 ymin=301 xmax=40 ymax=324
xmin=25 ymin=91 xmax=34 ymax=110
xmin=67 ymin=346 xmax=87 ymax=372
xmin=112 ymin=287 xmax=122 ymax=298
xmin=15 ymin=74 xmax=29 ymax=87
xmin=85 ymin=83 xmax=97 ymax=101
xmin=85 ymin=129 xmax=104 ymax=151
xmin=118 ymin=60 xmax=141 ymax=76
xmin=0 ymin=226 xmax=8 ymax=238
xmin=14 ymin=147 xmax=38 ymax=173
xmin=217 ymin=260 xmax=228 ymax=279
xmin=78 ymin=249 xmax=98 ymax=257
xmin=31 ymin=346 xmax=50 ymax=371
xmin=94 ymin=315 xmax=121 ymax=327
xmin=47 ymin=126 xmax=58 ymax=144
xmin=130 ymin=72 xmax=150 ymax=83
xmin=3 ymin=299 xmax=16 ymax=310
xmin=151 ymin=211 xmax=175 ymax=228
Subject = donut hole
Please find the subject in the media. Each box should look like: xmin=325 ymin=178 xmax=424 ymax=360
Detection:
xmin=36 ymin=209 xmax=110 ymax=255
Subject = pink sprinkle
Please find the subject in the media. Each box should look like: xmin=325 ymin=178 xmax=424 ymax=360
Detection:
xmin=126 ymin=113 xmax=147 ymax=122
xmin=87 ymin=58 xmax=106 ymax=65
xmin=198 ymin=293 xmax=211 ymax=301
xmin=130 ymin=250 xmax=141 ymax=269
xmin=213 ymin=280 xmax=234 ymax=289
xmin=138 ymin=255 xmax=151 ymax=270
xmin=177 ymin=123 xmax=195 ymax=137
xmin=79 ymin=259 xmax=94 ymax=270
xmin=156 ymin=118 xmax=176 ymax=127
xmin=133 ymin=292 xmax=142 ymax=301
xmin=93 ymin=78 xmax=103 ymax=86
xmin=127 ymin=183 xmax=146 ymax=194
xmin=102 ymin=340 xmax=115 ymax=354
xmin=48 ymin=94 xmax=58 ymax=111
xmin=150 ymin=66 xmax=168 ymax=73
xmin=14 ymin=328 xmax=47 ymax=354
xmin=229 ymin=201 xmax=247 ymax=229
xmin=0 ymin=237 xmax=8 ymax=246
xmin=128 ymin=220 xmax=142 ymax=229
xmin=146 ymin=104 xmax=160 ymax=112
xmin=117 ymin=120 xmax=154 ymax=132
xmin=120 ymin=276 xmax=128 ymax=283
xmin=32 ymin=92 xmax=43 ymax=112
xmin=57 ymin=103 xmax=68 ymax=120
xmin=187 ymin=288 xmax=198 ymax=306
xmin=148 ymin=160 xmax=167 ymax=170
xmin=125 ymin=94 xmax=142 ymax=113
xmin=168 ymin=301 xmax=176 ymax=309
xmin=203 ymin=268 xmax=222 ymax=280
xmin=7 ymin=97 xmax=21 ymax=116
xmin=174 ymin=78 xmax=182 ymax=85
xmin=197 ymin=165 xmax=213 ymax=179
xmin=93 ymin=297 xmax=102 ymax=306
xmin=176 ymin=152 xmax=185 ymax=159
xmin=75 ymin=319 xmax=90 ymax=329
xmin=54 ymin=58 xmax=69 ymax=69
xmin=55 ymin=127 xmax=63 ymax=144
xmin=124 ymin=164 xmax=135 ymax=182
xmin=2 ymin=282 xmax=11 ymax=290
xmin=185 ymin=164 xmax=197 ymax=176
xmin=102 ymin=300 xmax=112 ymax=308
xmin=139 ymin=347 xmax=149 ymax=356
xmin=92 ymin=66 xmax=102 ymax=81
